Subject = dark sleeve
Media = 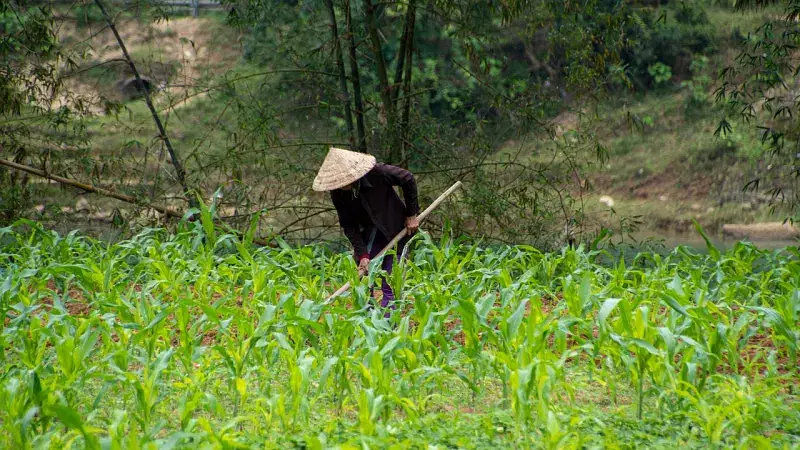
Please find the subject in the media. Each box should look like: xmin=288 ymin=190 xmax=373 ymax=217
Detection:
xmin=376 ymin=164 xmax=420 ymax=217
xmin=330 ymin=191 xmax=368 ymax=260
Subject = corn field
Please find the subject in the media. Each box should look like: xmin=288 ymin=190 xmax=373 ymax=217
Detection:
xmin=1 ymin=214 xmax=799 ymax=448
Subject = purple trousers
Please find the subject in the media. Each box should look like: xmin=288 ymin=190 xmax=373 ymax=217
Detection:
xmin=366 ymin=229 xmax=408 ymax=311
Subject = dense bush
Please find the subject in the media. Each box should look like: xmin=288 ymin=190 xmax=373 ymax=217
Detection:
xmin=621 ymin=2 xmax=717 ymax=90
xmin=239 ymin=1 xmax=718 ymax=122
xmin=237 ymin=2 xmax=547 ymax=125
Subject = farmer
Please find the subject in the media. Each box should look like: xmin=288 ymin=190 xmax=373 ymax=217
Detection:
xmin=313 ymin=147 xmax=420 ymax=311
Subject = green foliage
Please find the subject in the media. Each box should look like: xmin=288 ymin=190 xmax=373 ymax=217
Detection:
xmin=0 ymin=4 xmax=58 ymax=117
xmin=681 ymin=55 xmax=713 ymax=114
xmin=236 ymin=1 xmax=524 ymax=125
xmin=72 ymin=3 xmax=105 ymax=28
xmin=0 ymin=176 xmax=31 ymax=225
xmin=622 ymin=2 xmax=717 ymax=89
xmin=708 ymin=120 xmax=765 ymax=163
xmin=1 ymin=4 xmax=92 ymax=224
xmin=648 ymin=62 xmax=673 ymax=86
xmin=715 ymin=0 xmax=800 ymax=215
xmin=185 ymin=0 xmax=609 ymax=245
xmin=0 ymin=221 xmax=798 ymax=447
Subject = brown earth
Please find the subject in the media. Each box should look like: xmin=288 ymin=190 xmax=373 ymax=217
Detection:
xmin=53 ymin=15 xmax=242 ymax=113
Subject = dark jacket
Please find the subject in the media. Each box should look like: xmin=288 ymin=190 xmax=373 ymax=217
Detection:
xmin=330 ymin=163 xmax=420 ymax=260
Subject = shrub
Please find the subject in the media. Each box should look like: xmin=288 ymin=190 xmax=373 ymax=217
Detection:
xmin=622 ymin=3 xmax=717 ymax=89
xmin=681 ymin=55 xmax=712 ymax=114
xmin=648 ymin=62 xmax=673 ymax=86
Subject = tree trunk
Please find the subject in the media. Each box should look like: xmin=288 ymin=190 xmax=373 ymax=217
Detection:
xmin=325 ymin=0 xmax=356 ymax=148
xmin=345 ymin=0 xmax=367 ymax=153
xmin=399 ymin=1 xmax=416 ymax=167
xmin=391 ymin=11 xmax=409 ymax=105
xmin=94 ymin=0 xmax=197 ymax=209
xmin=362 ymin=0 xmax=398 ymax=163
xmin=392 ymin=0 xmax=415 ymax=108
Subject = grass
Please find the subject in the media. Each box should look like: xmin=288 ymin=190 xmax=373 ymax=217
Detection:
xmin=0 ymin=211 xmax=798 ymax=448
xmin=704 ymin=4 xmax=786 ymax=38
xmin=491 ymin=85 xmax=781 ymax=238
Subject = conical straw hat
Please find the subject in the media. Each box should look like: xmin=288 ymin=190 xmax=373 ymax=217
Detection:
xmin=312 ymin=147 xmax=377 ymax=191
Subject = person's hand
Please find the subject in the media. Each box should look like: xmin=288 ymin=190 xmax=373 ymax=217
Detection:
xmin=358 ymin=257 xmax=370 ymax=276
xmin=405 ymin=215 xmax=419 ymax=234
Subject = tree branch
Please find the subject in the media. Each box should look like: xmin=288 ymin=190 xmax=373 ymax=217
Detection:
xmin=391 ymin=1 xmax=411 ymax=106
xmin=60 ymin=58 xmax=128 ymax=79
xmin=0 ymin=158 xmax=182 ymax=218
xmin=399 ymin=0 xmax=416 ymax=167
xmin=95 ymin=0 xmax=196 ymax=208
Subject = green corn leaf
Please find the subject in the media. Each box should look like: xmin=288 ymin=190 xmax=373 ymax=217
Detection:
xmin=749 ymin=306 xmax=797 ymax=349
xmin=693 ymin=220 xmax=720 ymax=261
xmin=657 ymin=327 xmax=676 ymax=355
xmin=19 ymin=406 xmax=39 ymax=435
xmin=153 ymin=349 xmax=175 ymax=374
xmin=235 ymin=377 xmax=246 ymax=398
xmin=609 ymin=333 xmax=627 ymax=349
xmin=50 ymin=403 xmax=85 ymax=431
xmin=319 ymin=356 xmax=339 ymax=388
xmin=272 ymin=332 xmax=294 ymax=352
xmin=599 ymin=298 xmax=623 ymax=329
xmin=579 ymin=273 xmax=592 ymax=304
xmin=476 ymin=293 xmax=494 ymax=321
xmin=506 ymin=299 xmax=528 ymax=339
xmin=628 ymin=338 xmax=662 ymax=356
xmin=660 ymin=293 xmax=690 ymax=318
xmin=144 ymin=310 xmax=170 ymax=331
xmin=667 ymin=274 xmax=684 ymax=297
xmin=380 ymin=336 xmax=402 ymax=357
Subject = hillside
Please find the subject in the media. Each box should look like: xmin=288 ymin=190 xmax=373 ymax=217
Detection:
xmin=5 ymin=2 xmax=797 ymax=248
xmin=560 ymin=91 xmax=780 ymax=239
xmin=500 ymin=4 xmax=794 ymax=244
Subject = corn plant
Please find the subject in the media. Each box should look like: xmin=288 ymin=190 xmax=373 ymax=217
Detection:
xmin=0 ymin=219 xmax=798 ymax=448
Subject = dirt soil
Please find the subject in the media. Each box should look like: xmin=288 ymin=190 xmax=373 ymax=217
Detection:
xmin=54 ymin=15 xmax=242 ymax=113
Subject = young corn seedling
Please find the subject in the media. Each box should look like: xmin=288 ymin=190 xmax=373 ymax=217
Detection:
xmin=2 ymin=220 xmax=800 ymax=447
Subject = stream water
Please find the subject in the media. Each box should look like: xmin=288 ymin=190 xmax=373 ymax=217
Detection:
xmin=623 ymin=230 xmax=798 ymax=253
xmin=40 ymin=220 xmax=800 ymax=255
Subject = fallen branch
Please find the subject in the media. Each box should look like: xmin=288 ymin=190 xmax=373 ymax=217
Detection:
xmin=0 ymin=158 xmax=182 ymax=218
xmin=0 ymin=158 xmax=277 ymax=247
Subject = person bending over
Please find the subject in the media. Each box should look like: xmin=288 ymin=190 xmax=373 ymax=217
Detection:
xmin=313 ymin=147 xmax=419 ymax=312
